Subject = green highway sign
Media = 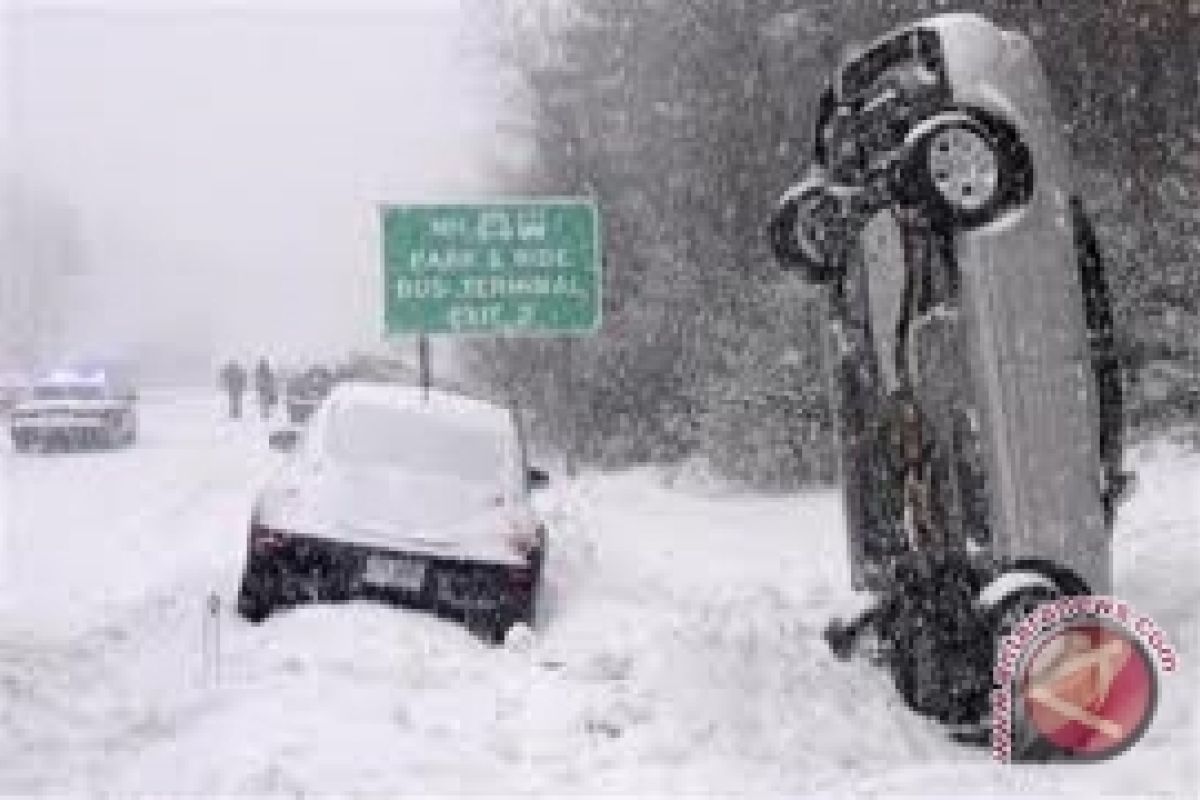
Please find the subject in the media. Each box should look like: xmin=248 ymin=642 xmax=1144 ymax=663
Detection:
xmin=381 ymin=200 xmax=601 ymax=335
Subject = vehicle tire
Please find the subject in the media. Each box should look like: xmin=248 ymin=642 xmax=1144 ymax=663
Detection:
xmin=979 ymin=560 xmax=1089 ymax=638
xmin=878 ymin=552 xmax=994 ymax=726
xmin=768 ymin=168 xmax=846 ymax=283
xmin=466 ymin=593 xmax=532 ymax=646
xmin=11 ymin=432 xmax=30 ymax=453
xmin=899 ymin=110 xmax=1032 ymax=229
xmin=998 ymin=583 xmax=1074 ymax=764
xmin=502 ymin=593 xmax=537 ymax=640
xmin=977 ymin=563 xmax=1090 ymax=762
xmin=464 ymin=608 xmax=505 ymax=645
xmin=236 ymin=560 xmax=280 ymax=623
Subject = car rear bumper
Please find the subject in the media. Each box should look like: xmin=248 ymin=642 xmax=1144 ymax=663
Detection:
xmin=12 ymin=418 xmax=115 ymax=432
xmin=238 ymin=530 xmax=540 ymax=622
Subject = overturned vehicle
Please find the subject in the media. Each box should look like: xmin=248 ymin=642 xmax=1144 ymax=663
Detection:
xmin=768 ymin=14 xmax=1129 ymax=748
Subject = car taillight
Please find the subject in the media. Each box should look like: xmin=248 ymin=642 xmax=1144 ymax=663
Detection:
xmin=249 ymin=521 xmax=286 ymax=552
xmin=505 ymin=564 xmax=535 ymax=588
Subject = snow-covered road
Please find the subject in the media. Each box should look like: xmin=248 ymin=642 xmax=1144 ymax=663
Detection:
xmin=1 ymin=391 xmax=1196 ymax=794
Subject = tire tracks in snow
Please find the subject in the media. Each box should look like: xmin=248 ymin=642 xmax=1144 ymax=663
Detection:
xmin=0 ymin=401 xmax=278 ymax=792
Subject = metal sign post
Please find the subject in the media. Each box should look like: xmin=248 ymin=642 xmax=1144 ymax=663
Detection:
xmin=202 ymin=591 xmax=221 ymax=687
xmin=418 ymin=333 xmax=430 ymax=401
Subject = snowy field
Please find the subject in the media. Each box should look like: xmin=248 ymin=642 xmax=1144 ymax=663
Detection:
xmin=1 ymin=390 xmax=1196 ymax=795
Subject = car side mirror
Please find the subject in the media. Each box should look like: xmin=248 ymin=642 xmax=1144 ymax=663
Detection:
xmin=527 ymin=466 xmax=550 ymax=491
xmin=268 ymin=428 xmax=301 ymax=453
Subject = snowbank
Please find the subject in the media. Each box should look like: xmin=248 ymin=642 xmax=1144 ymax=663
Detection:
xmin=1 ymin=393 xmax=1196 ymax=794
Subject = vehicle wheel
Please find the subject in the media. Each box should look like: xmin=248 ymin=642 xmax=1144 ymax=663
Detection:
xmin=464 ymin=608 xmax=505 ymax=645
xmin=236 ymin=561 xmax=280 ymax=623
xmin=768 ymin=167 xmax=846 ymax=283
xmin=978 ymin=564 xmax=1090 ymax=762
xmin=506 ymin=585 xmax=540 ymax=633
xmin=878 ymin=552 xmax=993 ymax=726
xmin=11 ymin=432 xmax=29 ymax=453
xmin=899 ymin=110 xmax=1032 ymax=228
xmin=989 ymin=584 xmax=1060 ymax=641
xmin=979 ymin=559 xmax=1090 ymax=638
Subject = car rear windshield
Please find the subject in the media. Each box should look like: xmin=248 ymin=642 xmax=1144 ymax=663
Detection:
xmin=323 ymin=403 xmax=509 ymax=483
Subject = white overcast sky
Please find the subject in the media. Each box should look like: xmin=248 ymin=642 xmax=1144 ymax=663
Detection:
xmin=4 ymin=0 xmax=508 ymax=374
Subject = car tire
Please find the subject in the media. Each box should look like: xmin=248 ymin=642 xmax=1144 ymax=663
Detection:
xmin=768 ymin=168 xmax=847 ymax=283
xmin=466 ymin=597 xmax=535 ymax=646
xmin=877 ymin=552 xmax=994 ymax=726
xmin=464 ymin=608 xmax=505 ymax=645
xmin=501 ymin=594 xmax=537 ymax=642
xmin=998 ymin=583 xmax=1073 ymax=764
xmin=978 ymin=563 xmax=1092 ymax=762
xmin=236 ymin=560 xmax=280 ymax=623
xmin=899 ymin=110 xmax=1032 ymax=229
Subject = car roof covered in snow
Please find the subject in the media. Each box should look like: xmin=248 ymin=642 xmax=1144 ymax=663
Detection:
xmin=910 ymin=11 xmax=1000 ymax=38
xmin=847 ymin=11 xmax=1001 ymax=53
xmin=36 ymin=368 xmax=113 ymax=387
xmin=323 ymin=382 xmax=515 ymax=432
xmin=836 ymin=12 xmax=1009 ymax=84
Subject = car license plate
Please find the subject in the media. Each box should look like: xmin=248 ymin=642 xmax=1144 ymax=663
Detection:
xmin=362 ymin=555 xmax=426 ymax=591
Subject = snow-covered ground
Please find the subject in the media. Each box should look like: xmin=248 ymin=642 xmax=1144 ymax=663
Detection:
xmin=1 ymin=390 xmax=1196 ymax=795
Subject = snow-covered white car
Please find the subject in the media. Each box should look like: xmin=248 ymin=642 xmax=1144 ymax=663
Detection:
xmin=236 ymin=383 xmax=550 ymax=642
xmin=9 ymin=368 xmax=138 ymax=452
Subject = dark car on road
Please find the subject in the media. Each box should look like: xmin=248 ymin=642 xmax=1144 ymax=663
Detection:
xmin=237 ymin=383 xmax=550 ymax=643
xmin=284 ymin=365 xmax=335 ymax=425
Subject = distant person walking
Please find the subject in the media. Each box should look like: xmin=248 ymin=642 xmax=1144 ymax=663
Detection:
xmin=219 ymin=360 xmax=247 ymax=419
xmin=254 ymin=357 xmax=278 ymax=420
